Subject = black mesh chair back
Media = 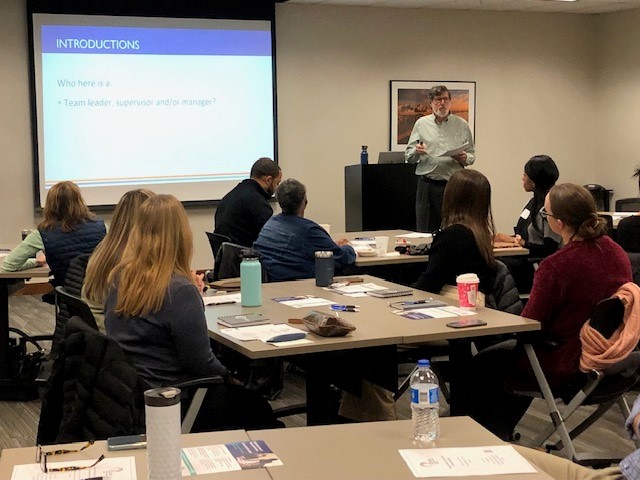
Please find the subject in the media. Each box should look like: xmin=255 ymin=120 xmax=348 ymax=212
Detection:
xmin=615 ymin=198 xmax=640 ymax=212
xmin=214 ymin=242 xmax=267 ymax=282
xmin=584 ymin=184 xmax=612 ymax=211
xmin=206 ymin=232 xmax=231 ymax=259
xmin=54 ymin=286 xmax=99 ymax=331
xmin=597 ymin=214 xmax=614 ymax=237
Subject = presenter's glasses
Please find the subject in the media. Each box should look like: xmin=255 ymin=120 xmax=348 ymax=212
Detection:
xmin=36 ymin=440 xmax=105 ymax=473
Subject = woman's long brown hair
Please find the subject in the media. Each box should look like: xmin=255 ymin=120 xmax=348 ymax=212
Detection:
xmin=109 ymin=194 xmax=194 ymax=317
xmin=441 ymin=169 xmax=496 ymax=267
xmin=84 ymin=189 xmax=156 ymax=305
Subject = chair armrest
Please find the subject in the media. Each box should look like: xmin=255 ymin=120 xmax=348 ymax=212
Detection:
xmin=517 ymin=331 xmax=561 ymax=350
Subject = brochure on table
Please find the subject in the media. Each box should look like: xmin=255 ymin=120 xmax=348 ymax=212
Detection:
xmin=399 ymin=445 xmax=536 ymax=477
xmin=182 ymin=440 xmax=282 ymax=475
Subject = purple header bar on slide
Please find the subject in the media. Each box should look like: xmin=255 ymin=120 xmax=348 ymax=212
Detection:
xmin=41 ymin=25 xmax=271 ymax=55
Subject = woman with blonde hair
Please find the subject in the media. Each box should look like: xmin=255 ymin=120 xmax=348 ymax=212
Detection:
xmin=105 ymin=194 xmax=280 ymax=431
xmin=83 ymin=189 xmax=155 ymax=332
xmin=0 ymin=181 xmax=106 ymax=286
xmin=413 ymin=169 xmax=496 ymax=294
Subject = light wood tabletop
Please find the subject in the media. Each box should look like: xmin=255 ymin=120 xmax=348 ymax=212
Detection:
xmin=204 ymin=275 xmax=539 ymax=359
xmin=248 ymin=417 xmax=554 ymax=480
xmin=0 ymin=430 xmax=270 ymax=480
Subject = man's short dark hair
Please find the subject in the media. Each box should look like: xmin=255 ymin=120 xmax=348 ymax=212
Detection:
xmin=276 ymin=179 xmax=306 ymax=214
xmin=428 ymin=85 xmax=451 ymax=102
xmin=250 ymin=157 xmax=281 ymax=179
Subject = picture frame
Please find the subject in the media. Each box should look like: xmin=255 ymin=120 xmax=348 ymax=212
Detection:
xmin=390 ymin=80 xmax=476 ymax=151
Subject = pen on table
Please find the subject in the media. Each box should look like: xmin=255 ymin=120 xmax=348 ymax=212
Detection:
xmin=266 ymin=332 xmax=307 ymax=343
xmin=207 ymin=300 xmax=237 ymax=306
xmin=330 ymin=304 xmax=359 ymax=312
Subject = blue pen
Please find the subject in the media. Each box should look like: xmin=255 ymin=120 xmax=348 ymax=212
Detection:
xmin=330 ymin=304 xmax=359 ymax=312
xmin=267 ymin=333 xmax=307 ymax=343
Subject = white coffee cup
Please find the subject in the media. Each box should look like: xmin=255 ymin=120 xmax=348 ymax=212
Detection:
xmin=374 ymin=236 xmax=389 ymax=256
xmin=456 ymin=273 xmax=480 ymax=310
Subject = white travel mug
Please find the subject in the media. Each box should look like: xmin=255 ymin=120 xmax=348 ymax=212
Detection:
xmin=144 ymin=387 xmax=182 ymax=480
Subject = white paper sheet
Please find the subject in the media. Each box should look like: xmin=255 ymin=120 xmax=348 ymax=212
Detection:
xmin=330 ymin=282 xmax=388 ymax=294
xmin=399 ymin=445 xmax=536 ymax=477
xmin=276 ymin=297 xmax=335 ymax=308
xmin=220 ymin=324 xmax=310 ymax=344
xmin=12 ymin=456 xmax=137 ymax=480
xmin=395 ymin=232 xmax=433 ymax=239
xmin=202 ymin=293 xmax=242 ymax=305
xmin=437 ymin=141 xmax=470 ymax=158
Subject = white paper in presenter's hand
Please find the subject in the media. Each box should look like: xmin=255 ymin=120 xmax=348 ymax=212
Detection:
xmin=399 ymin=445 xmax=536 ymax=477
xmin=438 ymin=141 xmax=470 ymax=158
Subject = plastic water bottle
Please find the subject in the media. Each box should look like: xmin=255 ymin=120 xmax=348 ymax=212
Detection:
xmin=410 ymin=359 xmax=440 ymax=442
xmin=360 ymin=145 xmax=368 ymax=165
xmin=240 ymin=250 xmax=262 ymax=307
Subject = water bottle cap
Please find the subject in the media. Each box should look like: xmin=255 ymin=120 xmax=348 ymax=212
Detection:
xmin=362 ymin=145 xmax=368 ymax=150
xmin=241 ymin=249 xmax=259 ymax=260
xmin=417 ymin=359 xmax=430 ymax=367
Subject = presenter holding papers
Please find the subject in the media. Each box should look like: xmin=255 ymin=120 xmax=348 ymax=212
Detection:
xmin=405 ymin=85 xmax=475 ymax=233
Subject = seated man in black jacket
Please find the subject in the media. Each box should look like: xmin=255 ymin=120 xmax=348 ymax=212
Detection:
xmin=214 ymin=158 xmax=282 ymax=247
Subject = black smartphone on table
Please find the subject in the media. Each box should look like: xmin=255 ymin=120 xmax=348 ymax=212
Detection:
xmin=107 ymin=434 xmax=147 ymax=450
xmin=446 ymin=319 xmax=487 ymax=329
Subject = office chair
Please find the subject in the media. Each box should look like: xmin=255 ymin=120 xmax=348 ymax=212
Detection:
xmin=584 ymin=184 xmax=613 ymax=212
xmin=214 ymin=242 xmax=267 ymax=282
xmin=37 ymin=317 xmax=223 ymax=444
xmin=597 ymin=214 xmax=615 ymax=238
xmin=615 ymin=198 xmax=640 ymax=212
xmin=54 ymin=286 xmax=99 ymax=331
xmin=205 ymin=231 xmax=231 ymax=260
xmin=511 ymin=296 xmax=640 ymax=466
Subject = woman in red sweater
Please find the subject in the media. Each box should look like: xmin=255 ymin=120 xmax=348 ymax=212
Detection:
xmin=471 ymin=183 xmax=632 ymax=440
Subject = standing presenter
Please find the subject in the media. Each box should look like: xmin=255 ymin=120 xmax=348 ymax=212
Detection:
xmin=405 ymin=85 xmax=475 ymax=233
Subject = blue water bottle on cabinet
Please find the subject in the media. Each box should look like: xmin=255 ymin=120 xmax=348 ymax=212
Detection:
xmin=240 ymin=250 xmax=262 ymax=307
xmin=360 ymin=145 xmax=369 ymax=165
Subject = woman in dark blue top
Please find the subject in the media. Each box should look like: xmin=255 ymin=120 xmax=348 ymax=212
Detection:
xmin=105 ymin=194 xmax=281 ymax=432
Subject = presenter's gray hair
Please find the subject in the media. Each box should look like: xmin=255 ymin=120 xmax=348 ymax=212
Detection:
xmin=276 ymin=179 xmax=306 ymax=214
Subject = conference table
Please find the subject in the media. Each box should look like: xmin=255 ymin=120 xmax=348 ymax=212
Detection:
xmin=338 ymin=230 xmax=529 ymax=268
xmin=204 ymin=275 xmax=540 ymax=424
xmin=0 ymin=266 xmax=51 ymax=390
xmin=0 ymin=417 xmax=554 ymax=480
xmin=598 ymin=211 xmax=635 ymax=228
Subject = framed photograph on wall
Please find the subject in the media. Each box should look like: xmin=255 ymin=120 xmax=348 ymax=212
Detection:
xmin=390 ymin=80 xmax=476 ymax=151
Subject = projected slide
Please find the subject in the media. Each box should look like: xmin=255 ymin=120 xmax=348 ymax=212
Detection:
xmin=32 ymin=15 xmax=276 ymax=206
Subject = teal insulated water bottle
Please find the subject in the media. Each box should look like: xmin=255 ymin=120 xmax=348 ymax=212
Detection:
xmin=240 ymin=250 xmax=262 ymax=307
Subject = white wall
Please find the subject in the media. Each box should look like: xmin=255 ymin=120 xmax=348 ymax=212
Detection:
xmin=595 ymin=7 xmax=640 ymax=204
xmin=0 ymin=1 xmax=614 ymax=268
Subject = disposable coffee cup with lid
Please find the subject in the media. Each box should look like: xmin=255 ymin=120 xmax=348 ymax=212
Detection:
xmin=456 ymin=273 xmax=480 ymax=310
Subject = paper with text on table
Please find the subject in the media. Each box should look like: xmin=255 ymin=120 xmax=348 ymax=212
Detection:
xmin=11 ymin=455 xmax=136 ymax=480
xmin=272 ymin=296 xmax=335 ymax=308
xmin=202 ymin=293 xmax=242 ymax=305
xmin=399 ymin=445 xmax=536 ymax=477
xmin=220 ymin=323 xmax=311 ymax=346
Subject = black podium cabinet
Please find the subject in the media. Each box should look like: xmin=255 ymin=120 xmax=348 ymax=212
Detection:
xmin=345 ymin=163 xmax=417 ymax=232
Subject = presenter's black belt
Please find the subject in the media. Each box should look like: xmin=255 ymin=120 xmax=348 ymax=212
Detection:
xmin=421 ymin=176 xmax=448 ymax=186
